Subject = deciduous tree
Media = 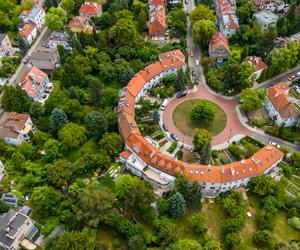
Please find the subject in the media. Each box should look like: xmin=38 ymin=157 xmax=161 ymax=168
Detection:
xmin=193 ymin=19 xmax=217 ymax=48
xmin=58 ymin=123 xmax=86 ymax=149
xmin=45 ymin=7 xmax=67 ymax=30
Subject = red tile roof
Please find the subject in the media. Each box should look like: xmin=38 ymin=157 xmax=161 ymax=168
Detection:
xmin=20 ymin=66 xmax=47 ymax=98
xmin=209 ymin=32 xmax=229 ymax=52
xmin=118 ymin=49 xmax=284 ymax=185
xmin=119 ymin=150 xmax=132 ymax=160
xmin=19 ymin=21 xmax=36 ymax=38
xmin=268 ymin=82 xmax=298 ymax=119
xmin=79 ymin=2 xmax=102 ymax=16
xmin=69 ymin=16 xmax=88 ymax=29
xmin=247 ymin=56 xmax=268 ymax=71
xmin=149 ymin=0 xmax=166 ymax=36
xmin=0 ymin=112 xmax=30 ymax=139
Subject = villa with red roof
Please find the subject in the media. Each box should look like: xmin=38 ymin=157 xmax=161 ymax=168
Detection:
xmin=215 ymin=0 xmax=239 ymax=37
xmin=209 ymin=32 xmax=230 ymax=62
xmin=117 ymin=49 xmax=284 ymax=197
xmin=265 ymin=82 xmax=299 ymax=127
xmin=246 ymin=56 xmax=268 ymax=80
xmin=19 ymin=66 xmax=50 ymax=102
xmin=149 ymin=0 xmax=167 ymax=41
xmin=79 ymin=2 xmax=102 ymax=19
xmin=69 ymin=16 xmax=93 ymax=34
xmin=0 ymin=112 xmax=34 ymax=145
xmin=19 ymin=21 xmax=38 ymax=45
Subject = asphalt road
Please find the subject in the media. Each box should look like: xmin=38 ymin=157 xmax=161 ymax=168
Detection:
xmin=9 ymin=27 xmax=51 ymax=84
xmin=183 ymin=0 xmax=300 ymax=152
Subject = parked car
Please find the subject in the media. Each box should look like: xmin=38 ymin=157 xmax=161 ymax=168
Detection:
xmin=163 ymin=124 xmax=168 ymax=132
xmin=170 ymin=133 xmax=178 ymax=141
xmin=288 ymin=75 xmax=296 ymax=81
xmin=295 ymin=71 xmax=300 ymax=77
xmin=177 ymin=91 xmax=187 ymax=98
xmin=190 ymin=50 xmax=193 ymax=57
xmin=195 ymin=59 xmax=199 ymax=66
xmin=295 ymin=85 xmax=300 ymax=94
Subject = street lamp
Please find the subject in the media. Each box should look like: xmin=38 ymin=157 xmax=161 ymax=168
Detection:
xmin=227 ymin=128 xmax=232 ymax=143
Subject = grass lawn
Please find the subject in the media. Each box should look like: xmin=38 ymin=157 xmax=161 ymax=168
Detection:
xmin=172 ymin=99 xmax=227 ymax=137
xmin=66 ymin=138 xmax=98 ymax=162
xmin=96 ymin=227 xmax=127 ymax=250
xmin=201 ymin=202 xmax=226 ymax=241
xmin=272 ymin=212 xmax=300 ymax=244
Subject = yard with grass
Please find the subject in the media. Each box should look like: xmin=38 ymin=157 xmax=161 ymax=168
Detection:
xmin=172 ymin=99 xmax=227 ymax=137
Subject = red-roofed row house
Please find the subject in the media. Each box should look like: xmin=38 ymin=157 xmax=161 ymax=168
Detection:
xmin=149 ymin=0 xmax=167 ymax=41
xmin=246 ymin=56 xmax=268 ymax=80
xmin=118 ymin=49 xmax=284 ymax=197
xmin=265 ymin=82 xmax=299 ymax=127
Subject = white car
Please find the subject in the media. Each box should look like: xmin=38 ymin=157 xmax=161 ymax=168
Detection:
xmin=295 ymin=72 xmax=300 ymax=77
xmin=195 ymin=59 xmax=199 ymax=66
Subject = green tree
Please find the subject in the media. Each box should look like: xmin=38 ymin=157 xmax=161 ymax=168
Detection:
xmin=249 ymin=175 xmax=280 ymax=197
xmin=75 ymin=187 xmax=115 ymax=228
xmin=240 ymin=88 xmax=266 ymax=112
xmin=200 ymin=141 xmax=211 ymax=164
xmin=203 ymin=239 xmax=222 ymax=250
xmin=287 ymin=217 xmax=300 ymax=230
xmin=176 ymin=69 xmax=186 ymax=91
xmin=45 ymin=228 xmax=99 ymax=250
xmin=168 ymin=9 xmax=187 ymax=38
xmin=1 ymin=85 xmax=32 ymax=113
xmin=190 ymin=5 xmax=216 ymax=24
xmin=193 ymin=128 xmax=212 ymax=153
xmin=58 ymin=123 xmax=87 ymax=149
xmin=193 ymin=19 xmax=217 ymax=48
xmin=0 ymin=200 xmax=10 ymax=213
xmin=120 ymin=65 xmax=135 ymax=86
xmin=84 ymin=111 xmax=108 ymax=140
xmin=115 ymin=175 xmax=155 ymax=213
xmin=60 ymin=0 xmax=75 ymax=15
xmin=236 ymin=0 xmax=256 ymax=25
xmin=166 ymin=239 xmax=202 ymax=250
xmin=128 ymin=235 xmax=147 ymax=250
xmin=50 ymin=108 xmax=68 ymax=134
xmin=186 ymin=181 xmax=203 ymax=208
xmin=44 ymin=139 xmax=64 ymax=163
xmin=32 ymin=131 xmax=50 ymax=149
xmin=191 ymin=101 xmax=215 ymax=122
xmin=109 ymin=18 xmax=139 ymax=47
xmin=99 ymin=132 xmax=124 ymax=158
xmin=168 ymin=192 xmax=186 ymax=218
xmin=153 ymin=217 xmax=178 ymax=247
xmin=29 ymin=102 xmax=45 ymax=119
xmin=189 ymin=213 xmax=207 ymax=234
xmin=47 ymin=160 xmax=74 ymax=188
xmin=31 ymin=186 xmax=63 ymax=218
xmin=225 ymin=232 xmax=241 ymax=248
xmin=45 ymin=7 xmax=67 ymax=30
xmin=252 ymin=230 xmax=272 ymax=247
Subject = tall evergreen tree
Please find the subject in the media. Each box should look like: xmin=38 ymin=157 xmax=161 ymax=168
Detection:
xmin=168 ymin=192 xmax=186 ymax=218
xmin=50 ymin=108 xmax=69 ymax=134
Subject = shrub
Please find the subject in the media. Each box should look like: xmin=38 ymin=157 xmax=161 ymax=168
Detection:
xmin=228 ymin=144 xmax=245 ymax=160
xmin=167 ymin=141 xmax=178 ymax=153
xmin=252 ymin=230 xmax=272 ymax=247
xmin=287 ymin=217 xmax=300 ymax=230
xmin=175 ymin=150 xmax=183 ymax=160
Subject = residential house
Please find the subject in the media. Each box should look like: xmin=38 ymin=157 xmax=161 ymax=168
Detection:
xmin=79 ymin=2 xmax=102 ymax=19
xmin=0 ymin=209 xmax=38 ymax=250
xmin=0 ymin=34 xmax=12 ymax=58
xmin=251 ymin=0 xmax=287 ymax=12
xmin=265 ymin=82 xmax=299 ymax=127
xmin=149 ymin=0 xmax=167 ymax=41
xmin=69 ymin=16 xmax=93 ymax=34
xmin=47 ymin=31 xmax=72 ymax=52
xmin=0 ymin=112 xmax=34 ymax=145
xmin=253 ymin=10 xmax=278 ymax=31
xmin=28 ymin=47 xmax=60 ymax=75
xmin=2 ymin=194 xmax=18 ymax=207
xmin=209 ymin=32 xmax=230 ymax=63
xmin=19 ymin=21 xmax=38 ymax=45
xmin=215 ymin=0 xmax=239 ymax=37
xmin=19 ymin=3 xmax=45 ymax=31
xmin=246 ymin=56 xmax=268 ymax=80
xmin=19 ymin=66 xmax=50 ymax=102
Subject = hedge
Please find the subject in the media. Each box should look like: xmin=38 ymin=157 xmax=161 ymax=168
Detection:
xmin=167 ymin=141 xmax=178 ymax=153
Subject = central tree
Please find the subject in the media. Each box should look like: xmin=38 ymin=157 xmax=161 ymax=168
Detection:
xmin=191 ymin=100 xmax=215 ymax=122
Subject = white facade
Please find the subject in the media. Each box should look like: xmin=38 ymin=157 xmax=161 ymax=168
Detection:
xmin=265 ymin=99 xmax=298 ymax=127
xmin=20 ymin=4 xmax=45 ymax=31
xmin=23 ymin=26 xmax=38 ymax=45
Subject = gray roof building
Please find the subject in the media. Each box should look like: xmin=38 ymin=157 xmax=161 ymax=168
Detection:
xmin=28 ymin=47 xmax=60 ymax=75
xmin=0 ymin=209 xmax=38 ymax=250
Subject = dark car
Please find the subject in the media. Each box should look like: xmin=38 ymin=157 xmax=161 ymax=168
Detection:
xmin=170 ymin=133 xmax=178 ymax=141
xmin=163 ymin=124 xmax=168 ymax=132
xmin=176 ymin=91 xmax=187 ymax=98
